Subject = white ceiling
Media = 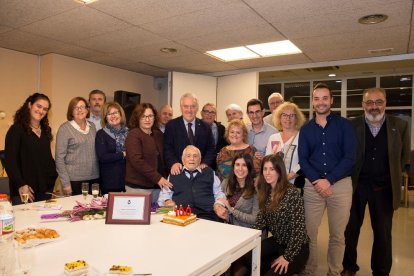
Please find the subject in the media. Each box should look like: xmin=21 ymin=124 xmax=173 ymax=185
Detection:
xmin=1 ymin=0 xmax=414 ymax=79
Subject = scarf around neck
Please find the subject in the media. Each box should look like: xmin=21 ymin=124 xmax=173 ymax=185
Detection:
xmin=104 ymin=123 xmax=128 ymax=153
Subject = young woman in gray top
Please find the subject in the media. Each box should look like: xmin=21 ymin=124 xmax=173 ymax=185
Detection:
xmin=55 ymin=97 xmax=99 ymax=196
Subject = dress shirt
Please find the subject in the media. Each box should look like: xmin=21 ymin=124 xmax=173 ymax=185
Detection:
xmin=247 ymin=122 xmax=277 ymax=154
xmin=88 ymin=114 xmax=102 ymax=131
xmin=158 ymin=166 xmax=225 ymax=205
xmin=211 ymin=122 xmax=218 ymax=145
xmin=159 ymin=123 xmax=166 ymax=133
xmin=182 ymin=118 xmax=196 ymax=135
xmin=365 ymin=115 xmax=385 ymax=137
xmin=298 ymin=113 xmax=356 ymax=184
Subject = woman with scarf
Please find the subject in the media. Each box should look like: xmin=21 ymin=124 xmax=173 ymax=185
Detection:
xmin=125 ymin=103 xmax=171 ymax=203
xmin=95 ymin=102 xmax=128 ymax=194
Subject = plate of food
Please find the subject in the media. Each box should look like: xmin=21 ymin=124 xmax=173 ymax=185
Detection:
xmin=32 ymin=199 xmax=62 ymax=211
xmin=14 ymin=227 xmax=60 ymax=246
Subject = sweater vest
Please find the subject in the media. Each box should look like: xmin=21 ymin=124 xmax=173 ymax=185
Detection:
xmin=359 ymin=121 xmax=391 ymax=187
xmin=169 ymin=167 xmax=215 ymax=215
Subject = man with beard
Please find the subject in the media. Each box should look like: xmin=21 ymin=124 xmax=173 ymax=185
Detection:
xmin=298 ymin=83 xmax=356 ymax=276
xmin=341 ymin=88 xmax=410 ymax=276
xmin=88 ymin=89 xmax=106 ymax=130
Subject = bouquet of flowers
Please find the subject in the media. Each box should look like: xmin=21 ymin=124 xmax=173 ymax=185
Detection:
xmin=41 ymin=198 xmax=108 ymax=222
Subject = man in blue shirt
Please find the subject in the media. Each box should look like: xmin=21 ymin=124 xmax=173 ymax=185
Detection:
xmin=298 ymin=83 xmax=356 ymax=276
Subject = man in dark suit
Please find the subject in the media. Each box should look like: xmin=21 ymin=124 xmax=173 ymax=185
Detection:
xmin=164 ymin=93 xmax=216 ymax=175
xmin=200 ymin=103 xmax=228 ymax=153
xmin=342 ymin=88 xmax=410 ymax=276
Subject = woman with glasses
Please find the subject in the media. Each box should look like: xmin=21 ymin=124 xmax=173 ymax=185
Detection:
xmin=55 ymin=97 xmax=99 ymax=195
xmin=95 ymin=102 xmax=128 ymax=195
xmin=5 ymin=93 xmax=58 ymax=205
xmin=125 ymin=103 xmax=171 ymax=203
xmin=266 ymin=102 xmax=305 ymax=190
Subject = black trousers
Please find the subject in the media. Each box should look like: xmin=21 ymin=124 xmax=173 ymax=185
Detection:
xmin=343 ymin=183 xmax=394 ymax=276
xmin=261 ymin=237 xmax=309 ymax=276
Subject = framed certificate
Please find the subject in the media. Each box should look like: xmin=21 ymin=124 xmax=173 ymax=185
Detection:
xmin=105 ymin=192 xmax=151 ymax=224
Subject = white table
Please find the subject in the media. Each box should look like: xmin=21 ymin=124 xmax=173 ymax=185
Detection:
xmin=14 ymin=195 xmax=261 ymax=275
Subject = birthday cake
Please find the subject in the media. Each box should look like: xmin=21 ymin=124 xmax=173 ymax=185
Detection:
xmin=162 ymin=207 xmax=197 ymax=226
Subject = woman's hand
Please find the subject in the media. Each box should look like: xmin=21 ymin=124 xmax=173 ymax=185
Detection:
xmin=62 ymin=185 xmax=72 ymax=196
xmin=19 ymin=185 xmax=34 ymax=202
xmin=164 ymin=199 xmax=176 ymax=207
xmin=271 ymin=256 xmax=289 ymax=275
xmin=158 ymin=177 xmax=173 ymax=189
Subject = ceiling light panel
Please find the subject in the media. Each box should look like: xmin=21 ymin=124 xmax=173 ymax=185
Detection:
xmin=206 ymin=47 xmax=259 ymax=62
xmin=246 ymin=40 xmax=302 ymax=57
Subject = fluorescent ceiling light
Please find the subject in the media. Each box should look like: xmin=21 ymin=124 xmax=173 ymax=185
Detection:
xmin=206 ymin=47 xmax=259 ymax=62
xmin=74 ymin=0 xmax=98 ymax=4
xmin=246 ymin=40 xmax=302 ymax=56
xmin=328 ymin=73 xmax=336 ymax=77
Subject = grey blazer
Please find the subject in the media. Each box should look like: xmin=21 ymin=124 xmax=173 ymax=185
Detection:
xmin=221 ymin=179 xmax=259 ymax=228
xmin=351 ymin=115 xmax=410 ymax=210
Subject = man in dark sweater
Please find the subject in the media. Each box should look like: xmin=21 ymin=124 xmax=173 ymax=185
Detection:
xmin=342 ymin=88 xmax=410 ymax=276
xmin=158 ymin=145 xmax=228 ymax=221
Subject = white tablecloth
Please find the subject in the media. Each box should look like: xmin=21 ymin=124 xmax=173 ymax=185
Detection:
xmin=14 ymin=195 xmax=261 ymax=275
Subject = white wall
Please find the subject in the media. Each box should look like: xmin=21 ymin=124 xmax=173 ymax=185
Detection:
xmin=216 ymin=72 xmax=259 ymax=125
xmin=170 ymin=72 xmax=217 ymax=118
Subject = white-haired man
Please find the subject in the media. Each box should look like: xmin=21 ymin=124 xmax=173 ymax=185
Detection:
xmin=263 ymin=92 xmax=284 ymax=127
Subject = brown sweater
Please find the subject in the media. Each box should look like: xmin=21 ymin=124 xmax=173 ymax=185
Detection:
xmin=125 ymin=128 xmax=167 ymax=188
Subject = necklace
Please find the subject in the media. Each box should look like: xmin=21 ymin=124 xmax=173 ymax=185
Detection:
xmin=30 ymin=124 xmax=41 ymax=136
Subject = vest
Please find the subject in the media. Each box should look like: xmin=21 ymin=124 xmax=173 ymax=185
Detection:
xmin=359 ymin=122 xmax=391 ymax=188
xmin=169 ymin=167 xmax=216 ymax=219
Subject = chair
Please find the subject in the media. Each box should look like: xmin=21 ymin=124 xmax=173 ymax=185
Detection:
xmin=0 ymin=150 xmax=5 ymax=176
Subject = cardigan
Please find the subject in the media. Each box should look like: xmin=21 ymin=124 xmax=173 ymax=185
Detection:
xmin=221 ymin=179 xmax=259 ymax=228
xmin=55 ymin=121 xmax=99 ymax=187
xmin=5 ymin=123 xmax=57 ymax=197
xmin=95 ymin=129 xmax=126 ymax=193
xmin=125 ymin=128 xmax=167 ymax=188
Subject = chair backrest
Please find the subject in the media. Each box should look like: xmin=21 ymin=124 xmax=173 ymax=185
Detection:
xmin=0 ymin=150 xmax=5 ymax=176
xmin=0 ymin=177 xmax=10 ymax=195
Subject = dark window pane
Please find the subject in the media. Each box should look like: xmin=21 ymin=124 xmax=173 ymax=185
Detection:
xmin=314 ymin=80 xmax=341 ymax=108
xmin=347 ymin=110 xmax=364 ymax=119
xmin=259 ymin=83 xmax=282 ymax=111
xmin=284 ymin=82 xmax=310 ymax=109
xmin=347 ymin=78 xmax=376 ymax=108
xmin=380 ymin=75 xmax=412 ymax=107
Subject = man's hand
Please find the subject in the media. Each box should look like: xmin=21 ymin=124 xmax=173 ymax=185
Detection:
xmin=271 ymin=256 xmax=289 ymax=275
xmin=164 ymin=199 xmax=176 ymax=207
xmin=158 ymin=177 xmax=173 ymax=189
xmin=312 ymin=178 xmax=333 ymax=197
xmin=254 ymin=151 xmax=264 ymax=159
xmin=199 ymin=163 xmax=208 ymax=169
xmin=170 ymin=163 xmax=183 ymax=175
xmin=214 ymin=204 xmax=229 ymax=221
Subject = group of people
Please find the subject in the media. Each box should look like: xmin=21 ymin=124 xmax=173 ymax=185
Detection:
xmin=4 ymin=83 xmax=409 ymax=276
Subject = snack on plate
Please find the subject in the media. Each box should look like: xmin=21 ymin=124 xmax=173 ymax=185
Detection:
xmin=64 ymin=260 xmax=89 ymax=276
xmin=162 ymin=210 xmax=197 ymax=226
xmin=14 ymin=227 xmax=60 ymax=245
xmin=109 ymin=265 xmax=133 ymax=275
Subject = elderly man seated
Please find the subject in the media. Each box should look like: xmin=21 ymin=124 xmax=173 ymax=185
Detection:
xmin=158 ymin=145 xmax=228 ymax=221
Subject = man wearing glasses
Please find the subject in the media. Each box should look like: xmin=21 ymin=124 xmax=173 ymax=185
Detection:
xmin=342 ymin=88 xmax=410 ymax=276
xmin=263 ymin=92 xmax=284 ymax=128
xmin=246 ymin=99 xmax=277 ymax=159
xmin=164 ymin=93 xmax=216 ymax=175
xmin=201 ymin=103 xmax=228 ymax=154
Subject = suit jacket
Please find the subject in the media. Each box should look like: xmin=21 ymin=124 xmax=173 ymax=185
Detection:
xmin=351 ymin=115 xmax=410 ymax=210
xmin=164 ymin=116 xmax=216 ymax=169
xmin=215 ymin=121 xmax=228 ymax=153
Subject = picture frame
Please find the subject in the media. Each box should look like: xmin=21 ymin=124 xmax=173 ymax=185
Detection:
xmin=105 ymin=192 xmax=151 ymax=224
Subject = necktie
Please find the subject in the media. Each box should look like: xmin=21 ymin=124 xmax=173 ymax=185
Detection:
xmin=187 ymin=122 xmax=194 ymax=145
xmin=185 ymin=169 xmax=196 ymax=180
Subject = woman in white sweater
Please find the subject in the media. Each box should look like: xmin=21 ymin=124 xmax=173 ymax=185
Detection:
xmin=55 ymin=97 xmax=99 ymax=195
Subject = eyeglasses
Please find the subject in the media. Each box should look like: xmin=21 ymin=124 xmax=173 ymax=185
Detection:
xmin=74 ymin=105 xmax=88 ymax=111
xmin=141 ymin=114 xmax=155 ymax=120
xmin=247 ymin=110 xmax=262 ymax=116
xmin=107 ymin=111 xmax=120 ymax=117
xmin=202 ymin=110 xmax=216 ymax=115
xmin=281 ymin=113 xmax=296 ymax=119
xmin=363 ymin=100 xmax=385 ymax=107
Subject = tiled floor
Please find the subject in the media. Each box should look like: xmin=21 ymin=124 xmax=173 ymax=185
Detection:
xmin=314 ymin=198 xmax=414 ymax=275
